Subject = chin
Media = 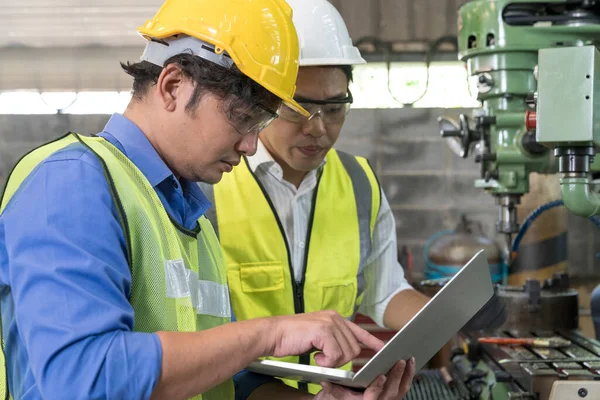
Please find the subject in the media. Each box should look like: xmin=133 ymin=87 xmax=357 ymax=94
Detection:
xmin=206 ymin=175 xmax=223 ymax=184
xmin=291 ymin=159 xmax=323 ymax=173
xmin=196 ymin=171 xmax=223 ymax=184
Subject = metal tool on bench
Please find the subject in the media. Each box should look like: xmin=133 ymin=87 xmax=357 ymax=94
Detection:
xmin=477 ymin=336 xmax=572 ymax=348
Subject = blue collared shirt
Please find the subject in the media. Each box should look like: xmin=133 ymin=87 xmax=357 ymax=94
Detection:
xmin=0 ymin=114 xmax=211 ymax=399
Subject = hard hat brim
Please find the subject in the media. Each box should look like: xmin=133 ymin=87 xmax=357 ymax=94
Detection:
xmin=283 ymin=98 xmax=310 ymax=117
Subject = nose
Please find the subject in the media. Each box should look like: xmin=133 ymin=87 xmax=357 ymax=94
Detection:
xmin=302 ymin=114 xmax=326 ymax=138
xmin=236 ymin=132 xmax=259 ymax=156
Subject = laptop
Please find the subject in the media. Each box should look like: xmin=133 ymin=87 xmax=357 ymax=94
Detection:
xmin=246 ymin=250 xmax=494 ymax=388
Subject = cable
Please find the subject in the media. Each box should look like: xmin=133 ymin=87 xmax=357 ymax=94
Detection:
xmin=511 ymin=200 xmax=564 ymax=254
xmin=387 ymin=35 xmax=458 ymax=107
xmin=353 ymin=35 xmax=458 ymax=108
xmin=589 ymin=215 xmax=600 ymax=229
xmin=512 ymin=200 xmax=600 ymax=259
xmin=38 ymin=91 xmax=79 ymax=114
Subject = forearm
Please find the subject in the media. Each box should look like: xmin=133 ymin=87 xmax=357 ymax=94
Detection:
xmin=151 ymin=318 xmax=275 ymax=400
xmin=382 ymin=289 xmax=429 ymax=330
xmin=247 ymin=382 xmax=312 ymax=400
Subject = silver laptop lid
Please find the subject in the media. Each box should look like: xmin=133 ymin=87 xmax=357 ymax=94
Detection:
xmin=352 ymin=250 xmax=494 ymax=386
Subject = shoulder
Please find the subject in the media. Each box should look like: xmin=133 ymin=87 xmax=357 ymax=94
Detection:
xmin=3 ymin=140 xmax=113 ymax=213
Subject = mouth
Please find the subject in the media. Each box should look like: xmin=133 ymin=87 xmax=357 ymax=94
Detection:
xmin=296 ymin=145 xmax=324 ymax=157
xmin=220 ymin=159 xmax=240 ymax=172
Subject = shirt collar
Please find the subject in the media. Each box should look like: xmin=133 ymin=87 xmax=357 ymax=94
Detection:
xmin=246 ymin=139 xmax=278 ymax=174
xmin=99 ymin=113 xmax=173 ymax=188
xmin=98 ymin=114 xmax=212 ymax=221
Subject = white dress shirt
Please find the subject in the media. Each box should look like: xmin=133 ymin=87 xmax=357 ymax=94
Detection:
xmin=245 ymin=139 xmax=413 ymax=327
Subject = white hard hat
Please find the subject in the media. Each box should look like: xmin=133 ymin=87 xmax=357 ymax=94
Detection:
xmin=287 ymin=0 xmax=366 ymax=66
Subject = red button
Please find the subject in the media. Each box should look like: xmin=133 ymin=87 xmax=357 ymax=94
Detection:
xmin=525 ymin=110 xmax=537 ymax=131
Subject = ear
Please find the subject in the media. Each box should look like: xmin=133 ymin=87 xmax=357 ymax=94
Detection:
xmin=156 ymin=63 xmax=187 ymax=112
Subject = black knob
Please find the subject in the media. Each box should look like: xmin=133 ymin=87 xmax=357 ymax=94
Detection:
xmin=439 ymin=114 xmax=475 ymax=158
xmin=522 ymin=132 xmax=547 ymax=155
xmin=475 ymin=153 xmax=497 ymax=163
xmin=442 ymin=130 xmax=462 ymax=138
xmin=484 ymin=169 xmax=499 ymax=183
xmin=525 ymin=92 xmax=538 ymax=106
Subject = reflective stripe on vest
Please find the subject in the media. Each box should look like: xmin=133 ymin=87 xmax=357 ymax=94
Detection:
xmin=0 ymin=133 xmax=234 ymax=400
xmin=205 ymin=149 xmax=380 ymax=394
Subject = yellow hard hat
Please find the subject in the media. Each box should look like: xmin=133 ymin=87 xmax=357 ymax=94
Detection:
xmin=138 ymin=0 xmax=309 ymax=117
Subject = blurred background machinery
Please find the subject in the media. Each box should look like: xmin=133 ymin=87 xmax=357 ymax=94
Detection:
xmin=431 ymin=1 xmax=600 ymax=398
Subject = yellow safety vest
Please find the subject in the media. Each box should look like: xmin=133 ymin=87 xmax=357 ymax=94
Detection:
xmin=0 ymin=133 xmax=234 ymax=400
xmin=205 ymin=149 xmax=381 ymax=394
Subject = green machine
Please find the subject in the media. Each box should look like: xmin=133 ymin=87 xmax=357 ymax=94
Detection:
xmin=439 ymin=0 xmax=600 ymax=250
xmin=432 ymin=2 xmax=600 ymax=399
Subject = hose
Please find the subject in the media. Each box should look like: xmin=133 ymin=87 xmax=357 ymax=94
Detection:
xmin=512 ymin=199 xmax=600 ymax=258
xmin=511 ymin=200 xmax=564 ymax=254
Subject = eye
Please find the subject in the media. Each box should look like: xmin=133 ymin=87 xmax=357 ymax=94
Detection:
xmin=324 ymin=104 xmax=345 ymax=114
xmin=237 ymin=113 xmax=253 ymax=124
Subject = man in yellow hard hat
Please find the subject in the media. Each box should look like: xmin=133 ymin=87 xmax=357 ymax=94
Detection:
xmin=0 ymin=0 xmax=411 ymax=399
xmin=203 ymin=0 xmax=428 ymax=397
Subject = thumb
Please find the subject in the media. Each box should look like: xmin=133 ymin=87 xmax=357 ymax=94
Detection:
xmin=314 ymin=352 xmax=335 ymax=368
xmin=315 ymin=382 xmax=333 ymax=399
xmin=320 ymin=381 xmax=332 ymax=393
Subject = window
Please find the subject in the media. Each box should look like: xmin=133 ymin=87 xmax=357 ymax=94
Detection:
xmin=0 ymin=91 xmax=132 ymax=114
xmin=350 ymin=61 xmax=481 ymax=109
xmin=0 ymin=62 xmax=480 ymax=114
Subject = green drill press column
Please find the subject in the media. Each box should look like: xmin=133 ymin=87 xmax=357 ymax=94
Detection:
xmin=455 ymin=0 xmax=600 ymax=283
xmin=459 ymin=0 xmax=600 ymax=197
xmin=460 ymin=0 xmax=559 ymax=199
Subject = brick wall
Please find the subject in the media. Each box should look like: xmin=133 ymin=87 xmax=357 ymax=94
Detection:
xmin=335 ymin=108 xmax=497 ymax=283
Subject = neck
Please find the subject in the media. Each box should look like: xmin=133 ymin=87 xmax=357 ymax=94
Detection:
xmin=123 ymin=102 xmax=181 ymax=180
xmin=259 ymin=138 xmax=307 ymax=189
xmin=281 ymin=165 xmax=307 ymax=189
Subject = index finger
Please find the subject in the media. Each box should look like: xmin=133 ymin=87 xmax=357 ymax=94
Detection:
xmin=344 ymin=319 xmax=385 ymax=352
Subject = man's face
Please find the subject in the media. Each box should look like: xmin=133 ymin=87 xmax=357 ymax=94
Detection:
xmin=259 ymin=67 xmax=350 ymax=173
xmin=153 ymin=68 xmax=278 ymax=184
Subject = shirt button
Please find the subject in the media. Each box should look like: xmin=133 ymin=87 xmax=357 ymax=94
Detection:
xmin=172 ymin=179 xmax=179 ymax=189
xmin=298 ymin=241 xmax=305 ymax=248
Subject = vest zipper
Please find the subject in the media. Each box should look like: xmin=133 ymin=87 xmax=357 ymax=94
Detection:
xmin=246 ymin=158 xmax=323 ymax=393
xmin=296 ymin=172 xmax=323 ymax=392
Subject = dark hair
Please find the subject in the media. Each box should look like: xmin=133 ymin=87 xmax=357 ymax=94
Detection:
xmin=121 ymin=53 xmax=280 ymax=116
xmin=336 ymin=65 xmax=354 ymax=85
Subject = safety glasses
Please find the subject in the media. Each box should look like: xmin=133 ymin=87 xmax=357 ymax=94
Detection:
xmin=277 ymin=90 xmax=353 ymax=125
xmin=228 ymin=102 xmax=279 ymax=135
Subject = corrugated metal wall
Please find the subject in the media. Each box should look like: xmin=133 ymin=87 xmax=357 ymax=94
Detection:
xmin=332 ymin=0 xmax=470 ymax=42
xmin=1 ymin=0 xmax=470 ymax=48
xmin=0 ymin=0 xmax=470 ymax=91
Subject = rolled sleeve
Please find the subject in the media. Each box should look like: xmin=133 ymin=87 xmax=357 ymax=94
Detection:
xmin=0 ymin=146 xmax=161 ymax=399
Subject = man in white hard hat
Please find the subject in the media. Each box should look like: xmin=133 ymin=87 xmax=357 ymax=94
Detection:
xmin=202 ymin=0 xmax=429 ymax=397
